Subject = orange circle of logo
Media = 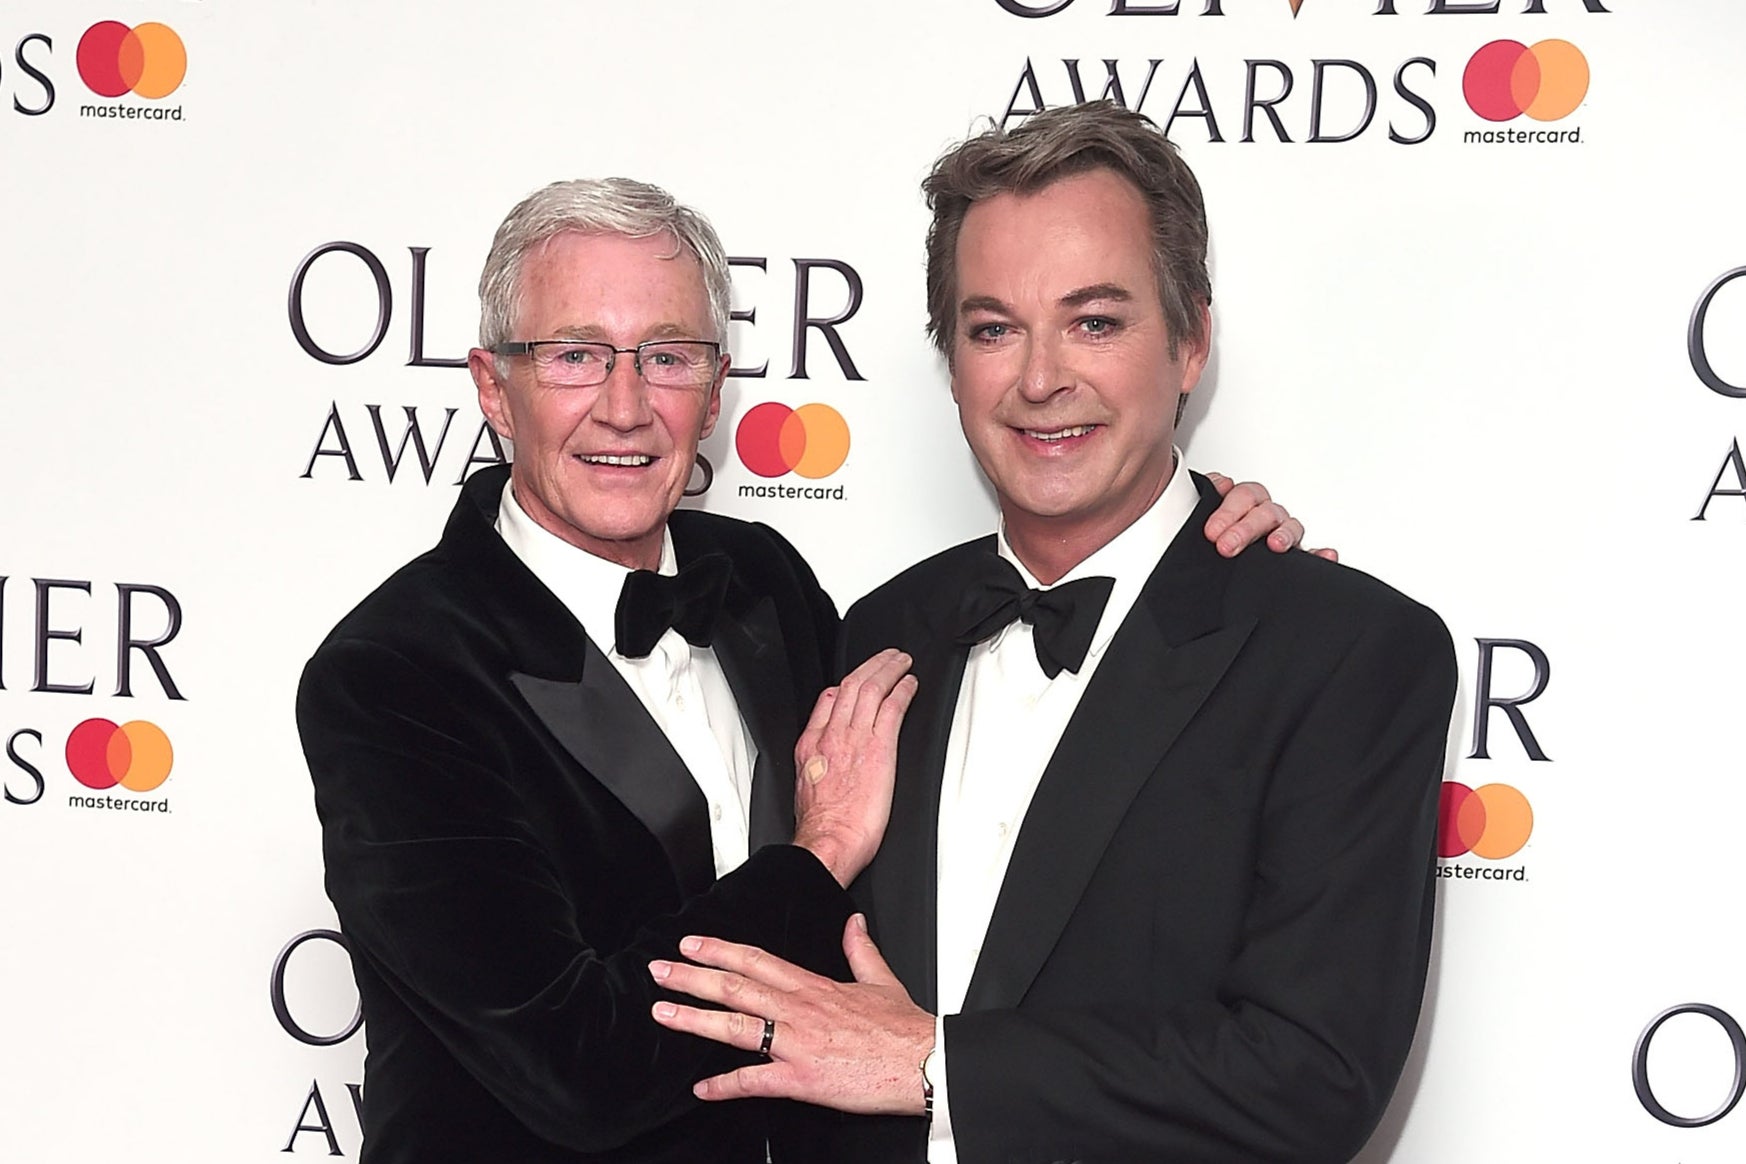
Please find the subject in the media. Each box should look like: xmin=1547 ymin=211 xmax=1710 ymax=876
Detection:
xmin=77 ymin=22 xmax=187 ymax=100
xmin=65 ymin=718 xmax=174 ymax=792
xmin=735 ymin=402 xmax=851 ymax=479
xmin=1463 ymin=39 xmax=1588 ymax=123
xmin=1437 ymin=781 xmax=1533 ymax=860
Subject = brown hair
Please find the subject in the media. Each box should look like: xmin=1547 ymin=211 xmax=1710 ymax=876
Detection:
xmin=923 ymin=101 xmax=1211 ymax=360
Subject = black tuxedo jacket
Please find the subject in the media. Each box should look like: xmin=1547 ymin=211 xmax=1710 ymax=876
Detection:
xmin=296 ymin=465 xmax=855 ymax=1164
xmin=835 ymin=476 xmax=1458 ymax=1164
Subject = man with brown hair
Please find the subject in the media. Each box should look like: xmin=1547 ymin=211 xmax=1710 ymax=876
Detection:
xmin=652 ymin=102 xmax=1457 ymax=1163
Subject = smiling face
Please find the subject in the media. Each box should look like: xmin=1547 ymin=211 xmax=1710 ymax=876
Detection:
xmin=468 ymin=230 xmax=727 ymax=570
xmin=949 ymin=167 xmax=1209 ymax=581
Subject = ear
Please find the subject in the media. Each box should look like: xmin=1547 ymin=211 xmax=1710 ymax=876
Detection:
xmin=470 ymin=348 xmax=515 ymax=439
xmin=1177 ymin=303 xmax=1212 ymax=397
xmin=697 ymin=353 xmax=729 ymax=440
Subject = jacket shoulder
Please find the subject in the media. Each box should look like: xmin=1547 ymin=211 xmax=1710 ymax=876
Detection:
xmin=1227 ymin=547 xmax=1454 ymax=662
xmin=671 ymin=508 xmax=808 ymax=573
xmin=671 ymin=508 xmax=836 ymax=614
xmin=302 ymin=546 xmax=518 ymax=696
xmin=843 ymin=537 xmax=992 ymax=637
xmin=317 ymin=545 xmax=467 ymax=651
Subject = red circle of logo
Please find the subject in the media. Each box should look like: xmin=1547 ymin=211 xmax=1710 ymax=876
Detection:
xmin=736 ymin=403 xmax=799 ymax=478
xmin=77 ymin=22 xmax=134 ymax=98
xmin=66 ymin=718 xmax=124 ymax=789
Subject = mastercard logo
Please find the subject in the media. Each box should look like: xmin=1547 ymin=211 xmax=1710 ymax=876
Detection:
xmin=1463 ymin=39 xmax=1588 ymax=124
xmin=1438 ymin=781 xmax=1532 ymax=860
xmin=735 ymin=402 xmax=850 ymax=479
xmin=77 ymin=21 xmax=187 ymax=100
xmin=65 ymin=718 xmax=174 ymax=793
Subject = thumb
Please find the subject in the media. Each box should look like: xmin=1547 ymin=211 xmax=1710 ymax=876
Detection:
xmin=843 ymin=914 xmax=898 ymax=986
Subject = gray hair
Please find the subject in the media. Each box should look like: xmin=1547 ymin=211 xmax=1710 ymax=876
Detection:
xmin=476 ymin=177 xmax=731 ymax=350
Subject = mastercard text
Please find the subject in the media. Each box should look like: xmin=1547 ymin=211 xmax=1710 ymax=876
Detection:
xmin=1436 ymin=863 xmax=1526 ymax=881
xmin=1462 ymin=126 xmax=1580 ymax=145
xmin=737 ymin=483 xmax=847 ymax=501
xmin=79 ymin=102 xmax=181 ymax=121
xmin=67 ymin=793 xmax=169 ymax=812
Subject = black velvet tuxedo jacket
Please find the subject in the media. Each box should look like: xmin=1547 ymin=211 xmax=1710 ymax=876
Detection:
xmin=296 ymin=465 xmax=855 ymax=1164
xmin=835 ymin=476 xmax=1458 ymax=1164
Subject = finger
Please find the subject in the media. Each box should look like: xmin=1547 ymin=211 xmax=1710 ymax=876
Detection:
xmin=829 ymin=649 xmax=901 ymax=730
xmin=842 ymin=914 xmax=899 ymax=987
xmin=652 ymin=960 xmax=776 ymax=1015
xmin=1202 ymin=479 xmax=1269 ymax=540
xmin=795 ymin=688 xmax=837 ymax=769
xmin=1233 ymin=479 xmax=1272 ymax=504
xmin=838 ymin=647 xmax=905 ymax=689
xmin=679 ymin=934 xmax=813 ymax=991
xmin=1204 ymin=470 xmax=1234 ymax=495
xmin=694 ymin=1062 xmax=802 ymax=1102
xmin=1215 ymin=501 xmax=1291 ymax=557
xmin=872 ymin=673 xmax=919 ymax=741
xmin=799 ymin=687 xmax=838 ymax=748
xmin=1311 ymin=547 xmax=1340 ymax=563
xmin=1265 ymin=517 xmax=1306 ymax=554
xmin=650 ymin=999 xmax=768 ymax=1052
xmin=839 ymin=650 xmax=913 ymax=735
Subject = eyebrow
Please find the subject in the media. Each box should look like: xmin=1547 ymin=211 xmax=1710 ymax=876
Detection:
xmin=958 ymin=284 xmax=1135 ymax=318
xmin=548 ymin=322 xmax=700 ymax=342
xmin=1058 ymin=283 xmax=1133 ymax=308
xmin=958 ymin=295 xmax=1010 ymax=318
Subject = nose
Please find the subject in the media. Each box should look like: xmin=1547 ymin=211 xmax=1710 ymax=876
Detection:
xmin=589 ymin=355 xmax=653 ymax=432
xmin=1018 ymin=331 xmax=1071 ymax=404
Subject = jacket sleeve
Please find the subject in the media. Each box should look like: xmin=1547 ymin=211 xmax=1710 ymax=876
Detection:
xmin=297 ymin=636 xmax=853 ymax=1155
xmin=942 ymin=599 xmax=1457 ymax=1164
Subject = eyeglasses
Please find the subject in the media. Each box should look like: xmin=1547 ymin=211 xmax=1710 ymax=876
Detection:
xmin=492 ymin=339 xmax=721 ymax=389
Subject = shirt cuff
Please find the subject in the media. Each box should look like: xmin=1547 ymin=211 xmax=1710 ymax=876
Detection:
xmin=926 ymin=1013 xmax=957 ymax=1163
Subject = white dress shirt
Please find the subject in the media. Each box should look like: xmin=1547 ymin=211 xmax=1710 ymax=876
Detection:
xmin=927 ymin=455 xmax=1199 ymax=1162
xmin=495 ymin=481 xmax=757 ymax=879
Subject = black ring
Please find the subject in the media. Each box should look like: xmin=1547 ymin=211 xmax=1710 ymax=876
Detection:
xmin=758 ymin=1017 xmax=776 ymax=1057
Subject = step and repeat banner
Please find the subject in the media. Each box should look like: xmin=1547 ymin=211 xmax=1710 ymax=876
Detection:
xmin=4 ymin=1 xmax=1744 ymax=1160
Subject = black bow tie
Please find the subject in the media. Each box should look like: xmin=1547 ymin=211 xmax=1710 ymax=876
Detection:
xmin=614 ymin=553 xmax=733 ymax=659
xmin=953 ymin=555 xmax=1115 ymax=679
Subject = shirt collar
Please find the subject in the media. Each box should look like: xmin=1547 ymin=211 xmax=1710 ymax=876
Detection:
xmin=995 ymin=449 xmax=1198 ymax=663
xmin=493 ymin=479 xmax=677 ymax=655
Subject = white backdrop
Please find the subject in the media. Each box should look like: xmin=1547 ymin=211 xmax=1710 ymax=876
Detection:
xmin=4 ymin=1 xmax=1746 ymax=1160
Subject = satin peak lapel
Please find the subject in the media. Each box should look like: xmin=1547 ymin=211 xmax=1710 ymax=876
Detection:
xmin=962 ymin=538 xmax=1255 ymax=1013
xmin=860 ymin=599 xmax=972 ymax=1014
xmin=510 ymin=638 xmax=715 ymax=898
xmin=711 ymin=592 xmax=799 ymax=851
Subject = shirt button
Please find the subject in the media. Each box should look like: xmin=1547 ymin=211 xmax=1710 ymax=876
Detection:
xmin=674 ymin=693 xmax=688 ymax=713
xmin=711 ymin=802 xmax=723 ymax=822
xmin=996 ymin=821 xmax=1010 ymax=839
